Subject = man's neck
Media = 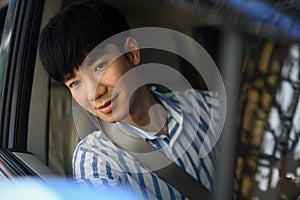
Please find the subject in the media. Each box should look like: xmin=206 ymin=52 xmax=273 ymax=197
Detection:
xmin=122 ymin=87 xmax=169 ymax=136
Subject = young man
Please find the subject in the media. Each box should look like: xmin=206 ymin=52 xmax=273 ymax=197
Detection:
xmin=39 ymin=1 xmax=219 ymax=199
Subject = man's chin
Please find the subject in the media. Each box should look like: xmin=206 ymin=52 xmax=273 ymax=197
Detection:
xmin=96 ymin=113 xmax=119 ymax=124
xmin=95 ymin=109 xmax=129 ymax=124
xmin=102 ymin=118 xmax=117 ymax=123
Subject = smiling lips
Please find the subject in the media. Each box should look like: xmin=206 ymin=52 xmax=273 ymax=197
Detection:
xmin=97 ymin=94 xmax=118 ymax=114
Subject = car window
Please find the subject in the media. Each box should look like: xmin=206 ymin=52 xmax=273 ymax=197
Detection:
xmin=24 ymin=0 xmax=300 ymax=197
xmin=0 ymin=0 xmax=299 ymax=199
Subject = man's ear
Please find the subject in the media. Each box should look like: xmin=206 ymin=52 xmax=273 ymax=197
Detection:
xmin=124 ymin=37 xmax=140 ymax=65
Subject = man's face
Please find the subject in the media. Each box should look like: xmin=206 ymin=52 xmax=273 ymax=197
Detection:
xmin=64 ymin=38 xmax=140 ymax=123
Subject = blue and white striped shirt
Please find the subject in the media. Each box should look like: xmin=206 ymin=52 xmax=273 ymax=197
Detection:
xmin=73 ymin=89 xmax=220 ymax=199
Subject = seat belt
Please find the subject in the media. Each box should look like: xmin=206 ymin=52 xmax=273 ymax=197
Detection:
xmin=96 ymin=118 xmax=213 ymax=200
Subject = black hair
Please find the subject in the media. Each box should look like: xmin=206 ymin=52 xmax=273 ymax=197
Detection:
xmin=39 ymin=1 xmax=129 ymax=81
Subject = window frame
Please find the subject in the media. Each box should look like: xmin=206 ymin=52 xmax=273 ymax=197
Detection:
xmin=0 ymin=0 xmax=45 ymax=150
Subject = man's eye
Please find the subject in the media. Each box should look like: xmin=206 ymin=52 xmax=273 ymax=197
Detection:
xmin=69 ymin=80 xmax=80 ymax=88
xmin=95 ymin=62 xmax=108 ymax=72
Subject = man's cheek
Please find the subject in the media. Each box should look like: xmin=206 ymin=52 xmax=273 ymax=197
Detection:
xmin=73 ymin=97 xmax=87 ymax=110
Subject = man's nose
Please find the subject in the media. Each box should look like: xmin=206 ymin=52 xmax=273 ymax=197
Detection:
xmin=87 ymin=78 xmax=106 ymax=101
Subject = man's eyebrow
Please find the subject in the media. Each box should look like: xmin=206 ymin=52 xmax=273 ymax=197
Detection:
xmin=63 ymin=73 xmax=75 ymax=82
xmin=81 ymin=47 xmax=107 ymax=69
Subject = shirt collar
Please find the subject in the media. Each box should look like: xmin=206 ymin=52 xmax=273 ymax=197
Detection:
xmin=154 ymin=91 xmax=183 ymax=147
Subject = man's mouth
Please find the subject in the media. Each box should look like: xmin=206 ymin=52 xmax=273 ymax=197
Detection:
xmin=97 ymin=94 xmax=118 ymax=114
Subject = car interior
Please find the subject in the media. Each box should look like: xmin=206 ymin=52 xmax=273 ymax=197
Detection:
xmin=27 ymin=0 xmax=219 ymax=177
xmin=25 ymin=0 xmax=210 ymax=177
xmin=0 ymin=0 xmax=300 ymax=199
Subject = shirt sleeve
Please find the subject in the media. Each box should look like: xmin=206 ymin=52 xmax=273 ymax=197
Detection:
xmin=71 ymin=134 xmax=159 ymax=199
xmin=72 ymin=135 xmax=125 ymax=189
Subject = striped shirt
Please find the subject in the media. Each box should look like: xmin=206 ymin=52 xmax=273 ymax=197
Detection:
xmin=73 ymin=89 xmax=220 ymax=199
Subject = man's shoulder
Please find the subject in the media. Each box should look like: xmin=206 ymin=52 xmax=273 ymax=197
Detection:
xmin=155 ymin=88 xmax=218 ymax=104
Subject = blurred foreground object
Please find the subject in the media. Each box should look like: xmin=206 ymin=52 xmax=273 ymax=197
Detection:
xmin=0 ymin=177 xmax=136 ymax=200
